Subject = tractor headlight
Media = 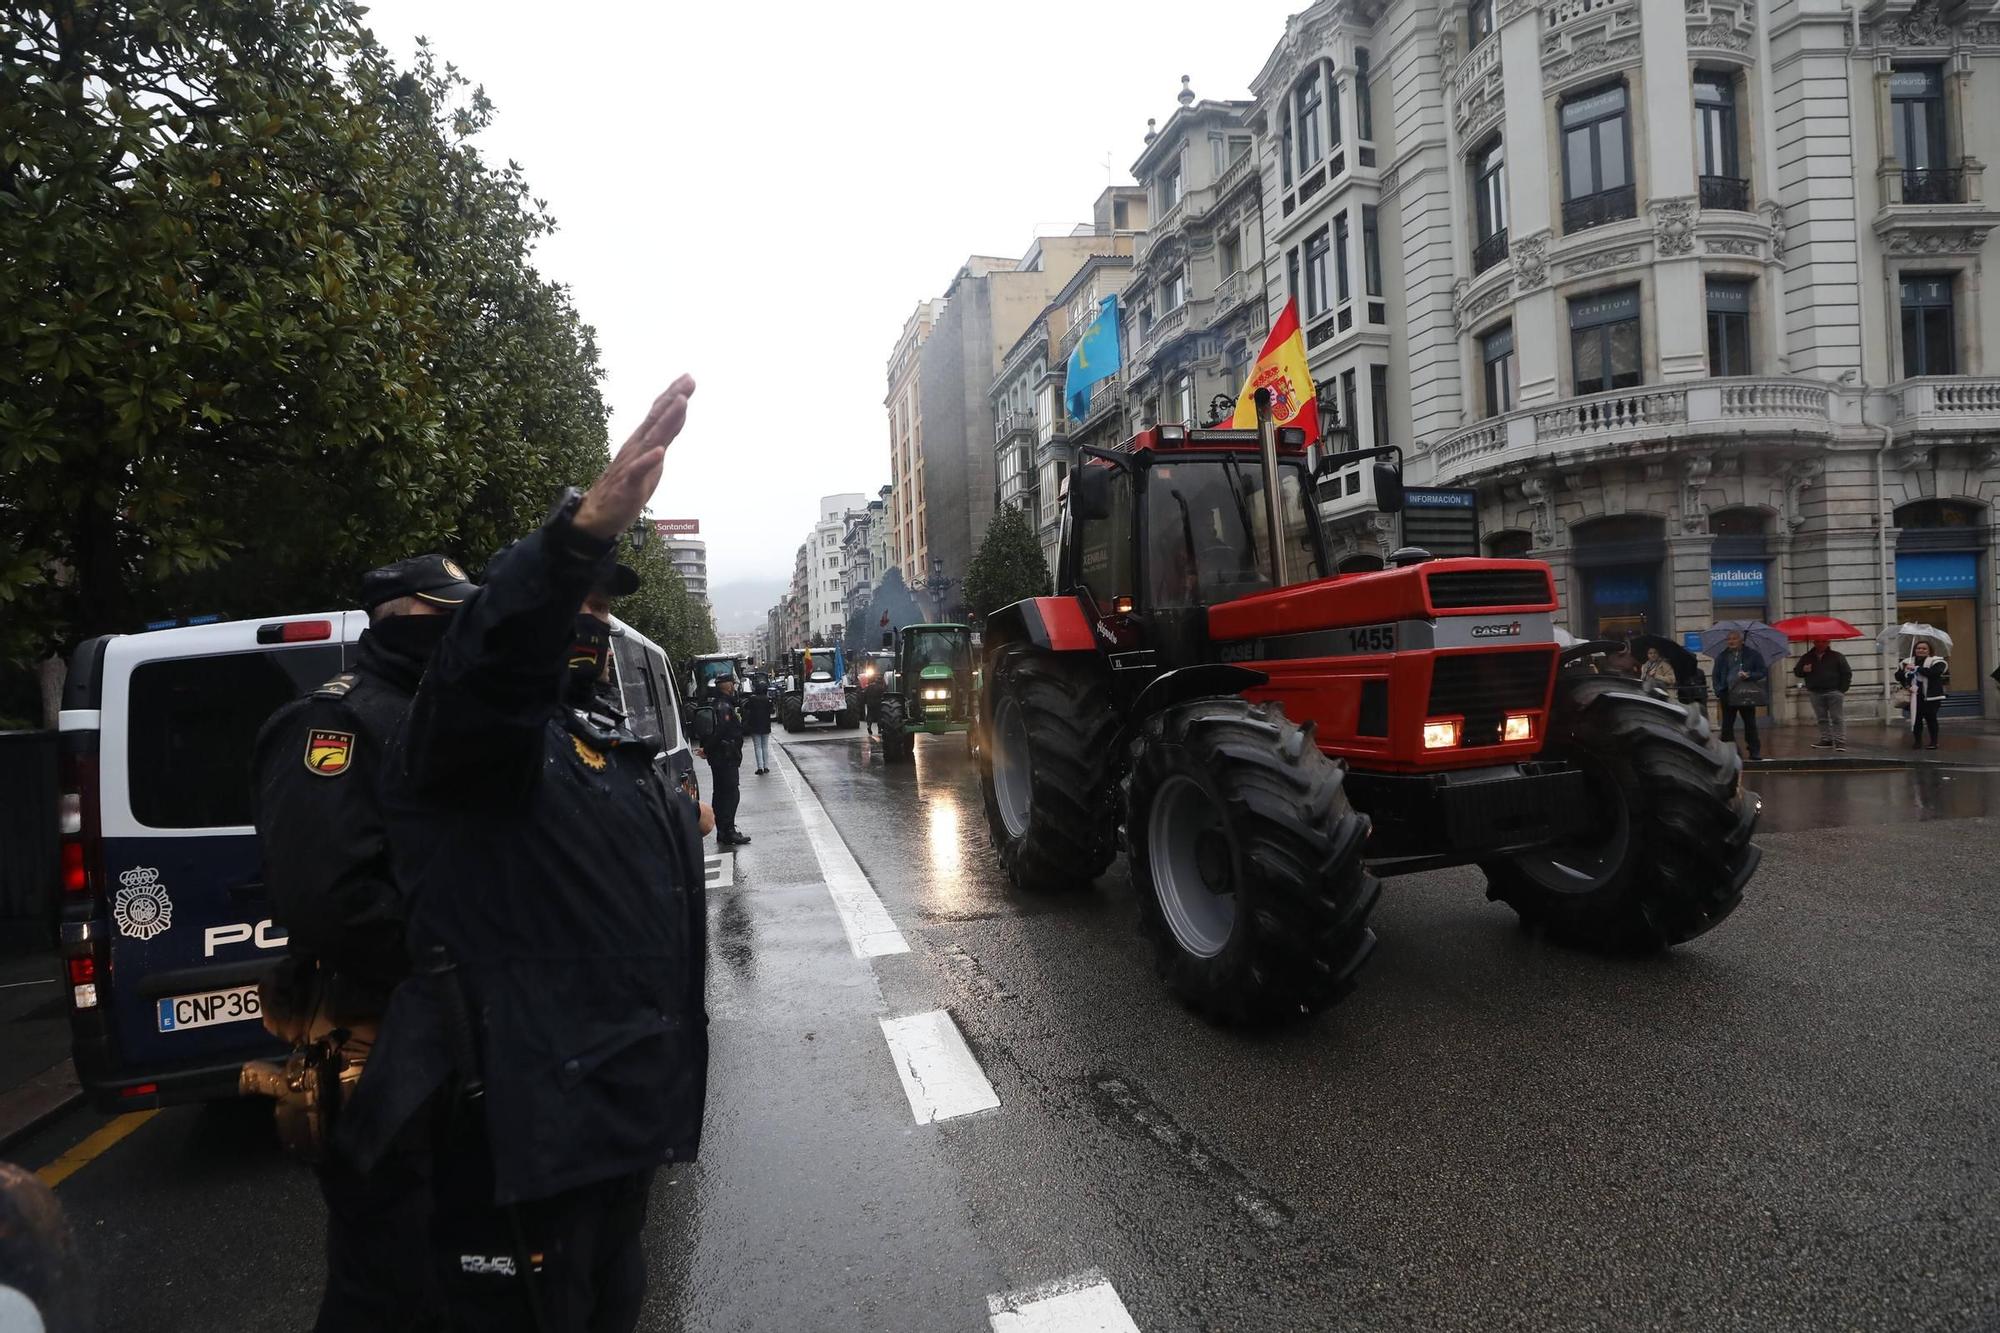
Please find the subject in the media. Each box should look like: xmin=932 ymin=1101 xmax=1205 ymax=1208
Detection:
xmin=924 ymin=687 xmax=949 ymax=701
xmin=1503 ymin=714 xmax=1534 ymax=743
xmin=1422 ymin=720 xmax=1460 ymax=750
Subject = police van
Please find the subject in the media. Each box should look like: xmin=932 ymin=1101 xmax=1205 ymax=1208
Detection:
xmin=57 ymin=609 xmax=692 ymax=1110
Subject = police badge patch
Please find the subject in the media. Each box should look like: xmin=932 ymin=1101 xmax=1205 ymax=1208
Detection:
xmin=112 ymin=867 xmax=173 ymax=940
xmin=305 ymin=729 xmax=355 ymax=776
xmin=571 ymin=734 xmax=608 ymax=772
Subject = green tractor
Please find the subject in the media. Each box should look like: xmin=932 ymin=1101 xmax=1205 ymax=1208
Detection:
xmin=876 ymin=624 xmax=979 ymax=763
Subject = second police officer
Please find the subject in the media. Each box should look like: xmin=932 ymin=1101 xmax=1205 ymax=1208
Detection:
xmin=700 ymin=674 xmax=751 ymax=844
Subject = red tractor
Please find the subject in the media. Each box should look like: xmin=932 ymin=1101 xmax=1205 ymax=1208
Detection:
xmin=976 ymin=415 xmax=1760 ymax=1025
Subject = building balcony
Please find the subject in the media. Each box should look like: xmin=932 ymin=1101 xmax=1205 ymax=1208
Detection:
xmin=1902 ymin=167 xmax=1964 ymax=206
xmin=1872 ymin=159 xmax=2000 ymax=254
xmin=1212 ymin=270 xmax=1255 ymax=317
xmin=1893 ymin=377 xmax=2000 ymax=434
xmin=994 ymin=407 xmax=1035 ymax=444
xmin=1560 ymin=184 xmax=1637 ymax=236
xmin=1428 ymin=375 xmax=1840 ymax=481
xmin=1472 ymin=228 xmax=1509 ymax=275
xmin=1699 ymin=174 xmax=1751 ymax=212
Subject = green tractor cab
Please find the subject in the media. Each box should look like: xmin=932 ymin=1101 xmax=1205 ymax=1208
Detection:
xmin=877 ymin=624 xmax=979 ymax=763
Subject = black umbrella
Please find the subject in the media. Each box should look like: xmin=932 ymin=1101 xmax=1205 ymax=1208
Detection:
xmin=1627 ymin=633 xmax=1698 ymax=682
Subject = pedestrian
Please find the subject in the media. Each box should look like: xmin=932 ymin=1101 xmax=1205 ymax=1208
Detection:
xmin=1792 ymin=636 xmax=1853 ymax=751
xmin=253 ymin=552 xmax=477 ymax=1332
xmin=700 ymin=674 xmax=752 ymax=842
xmin=1894 ymin=638 xmax=1950 ymax=750
xmin=863 ymin=654 xmax=888 ymax=736
xmin=338 ymin=377 xmax=708 ymax=1333
xmin=739 ymin=675 xmax=775 ymax=775
xmin=1711 ymin=628 xmax=1768 ymax=761
xmin=1639 ymin=645 xmax=1678 ymax=693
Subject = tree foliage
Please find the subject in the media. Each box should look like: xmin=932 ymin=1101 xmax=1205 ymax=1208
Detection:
xmin=962 ymin=505 xmax=1051 ymax=621
xmin=866 ymin=565 xmax=923 ymax=636
xmin=615 ymin=535 xmax=716 ymax=670
xmin=0 ymin=0 xmax=609 ymax=686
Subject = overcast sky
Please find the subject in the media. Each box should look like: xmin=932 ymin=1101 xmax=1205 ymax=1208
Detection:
xmin=359 ymin=0 xmax=1292 ymax=602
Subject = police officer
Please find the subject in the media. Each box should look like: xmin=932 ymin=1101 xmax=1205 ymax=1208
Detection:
xmin=701 ymin=675 xmax=750 ymax=842
xmin=253 ymin=553 xmax=477 ymax=1332
xmin=339 ymin=378 xmax=706 ymax=1332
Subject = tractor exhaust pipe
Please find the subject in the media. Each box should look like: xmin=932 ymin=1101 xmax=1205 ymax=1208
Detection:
xmin=1253 ymin=388 xmax=1289 ymax=587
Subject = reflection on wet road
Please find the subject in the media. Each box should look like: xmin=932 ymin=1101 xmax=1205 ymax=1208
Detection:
xmin=1753 ymin=765 xmax=2000 ymax=832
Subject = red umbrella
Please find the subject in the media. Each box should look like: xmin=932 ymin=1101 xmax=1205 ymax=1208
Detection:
xmin=1771 ymin=615 xmax=1863 ymax=641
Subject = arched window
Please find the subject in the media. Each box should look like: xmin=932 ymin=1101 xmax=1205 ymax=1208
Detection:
xmin=1895 ymin=499 xmax=1982 ymax=529
xmin=1485 ymin=529 xmax=1533 ymax=559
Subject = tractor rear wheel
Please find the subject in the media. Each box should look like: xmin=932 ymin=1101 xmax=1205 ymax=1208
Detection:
xmin=1125 ymin=697 xmax=1379 ymax=1025
xmin=979 ymin=646 xmax=1118 ymax=892
xmin=877 ymin=696 xmax=913 ymax=764
xmin=779 ymin=697 xmax=803 ymax=734
xmin=1481 ymin=674 xmax=1759 ymax=950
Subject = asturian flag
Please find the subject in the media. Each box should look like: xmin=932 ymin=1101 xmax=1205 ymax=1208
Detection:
xmin=1230 ymin=298 xmax=1320 ymax=444
xmin=1064 ymin=294 xmax=1123 ymax=419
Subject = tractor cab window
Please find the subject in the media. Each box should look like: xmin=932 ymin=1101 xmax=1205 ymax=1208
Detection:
xmin=1145 ymin=460 xmax=1322 ymax=608
xmin=906 ymin=629 xmax=971 ymax=678
xmin=1077 ymin=467 xmax=1136 ymax=608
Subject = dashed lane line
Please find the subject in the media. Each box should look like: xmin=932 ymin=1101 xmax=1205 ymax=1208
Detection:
xmin=702 ymin=850 xmax=735 ymax=891
xmin=987 ymin=1270 xmax=1141 ymax=1333
xmin=37 ymin=1110 xmax=157 ymax=1189
xmin=772 ymin=748 xmax=910 ymax=958
xmin=879 ymin=1010 xmax=1001 ymax=1124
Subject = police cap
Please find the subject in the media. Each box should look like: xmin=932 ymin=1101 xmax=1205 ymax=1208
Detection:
xmin=593 ymin=560 xmax=641 ymax=598
xmin=360 ymin=554 xmax=479 ymax=611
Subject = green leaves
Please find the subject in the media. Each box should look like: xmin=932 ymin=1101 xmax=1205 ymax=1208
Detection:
xmin=962 ymin=504 xmax=1052 ymax=622
xmin=0 ymin=0 xmax=610 ymax=712
xmin=617 ymin=538 xmax=718 ymax=670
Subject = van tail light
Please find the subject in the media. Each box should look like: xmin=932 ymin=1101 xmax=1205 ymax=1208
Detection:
xmin=257 ymin=620 xmax=333 ymax=644
xmin=66 ymin=956 xmax=95 ymax=985
xmin=57 ymin=750 xmax=102 ymax=900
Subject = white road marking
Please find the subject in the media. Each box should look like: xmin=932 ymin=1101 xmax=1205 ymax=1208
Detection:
xmin=773 ymin=750 xmax=909 ymax=957
xmin=987 ymin=1270 xmax=1140 ymax=1332
xmin=879 ymin=1009 xmax=1000 ymax=1124
xmin=703 ymin=851 xmax=735 ymax=890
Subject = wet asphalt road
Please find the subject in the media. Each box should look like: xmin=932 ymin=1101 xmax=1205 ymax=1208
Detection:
xmin=9 ymin=732 xmax=1998 ymax=1332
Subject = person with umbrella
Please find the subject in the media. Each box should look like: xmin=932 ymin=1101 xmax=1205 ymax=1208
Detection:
xmin=1894 ymin=637 xmax=1951 ymax=749
xmin=1707 ymin=626 xmax=1773 ymax=761
xmin=1774 ymin=615 xmax=1863 ymax=751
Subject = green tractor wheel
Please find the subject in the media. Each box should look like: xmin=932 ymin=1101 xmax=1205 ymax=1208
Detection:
xmin=877 ymin=695 xmax=914 ymax=763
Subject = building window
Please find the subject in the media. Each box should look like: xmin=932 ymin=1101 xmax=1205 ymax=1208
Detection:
xmin=1569 ymin=285 xmax=1642 ymax=395
xmin=1481 ymin=323 xmax=1517 ymax=418
xmin=1340 ymin=368 xmax=1359 ymax=444
xmin=1333 ymin=212 xmax=1351 ymax=304
xmin=1369 ymin=365 xmax=1390 ymax=449
xmin=1287 ymin=247 xmax=1301 ymax=305
xmin=1280 ymin=104 xmax=1295 ymax=188
xmin=1892 ymin=66 xmax=1957 ymax=202
xmin=1901 ymin=274 xmax=1956 ymax=377
xmin=1304 ymin=227 xmax=1331 ymax=318
xmin=1219 ymin=230 xmax=1242 ymax=277
xmin=1228 ymin=134 xmax=1251 ymax=164
xmin=1174 ymin=374 xmax=1196 ymax=425
xmin=1706 ymin=279 xmax=1752 ymax=377
xmin=1163 ymin=267 xmax=1188 ymax=312
xmin=1160 ymin=159 xmax=1183 ymax=215
xmin=1297 ymin=69 xmax=1324 ymax=171
xmin=1560 ymin=83 xmax=1635 ymax=233
xmin=1356 ymin=48 xmax=1373 ymax=141
xmin=1694 ymin=71 xmax=1748 ymax=210
xmin=1362 ymin=205 xmax=1383 ymax=297
xmin=1471 ymin=137 xmax=1508 ymax=273
xmin=1469 ymin=0 xmax=1496 ymax=43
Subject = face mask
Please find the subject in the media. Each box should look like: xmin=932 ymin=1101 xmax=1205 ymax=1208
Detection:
xmin=567 ymin=614 xmax=612 ymax=701
xmin=369 ymin=613 xmax=451 ymax=663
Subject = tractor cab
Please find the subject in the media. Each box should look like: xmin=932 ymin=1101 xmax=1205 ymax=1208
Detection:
xmin=875 ymin=623 xmax=978 ymax=762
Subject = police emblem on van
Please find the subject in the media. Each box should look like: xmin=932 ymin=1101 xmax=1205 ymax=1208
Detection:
xmin=112 ymin=867 xmax=174 ymax=940
xmin=1470 ymin=621 xmax=1524 ymax=639
xmin=305 ymin=728 xmax=354 ymax=776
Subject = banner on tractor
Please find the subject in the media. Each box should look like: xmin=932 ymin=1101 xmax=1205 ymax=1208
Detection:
xmin=1230 ymin=298 xmax=1320 ymax=444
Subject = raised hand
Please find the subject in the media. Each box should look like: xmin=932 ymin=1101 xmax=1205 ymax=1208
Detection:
xmin=576 ymin=375 xmax=696 ymax=539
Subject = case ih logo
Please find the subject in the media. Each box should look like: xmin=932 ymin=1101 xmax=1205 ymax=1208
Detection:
xmin=1470 ymin=620 xmax=1524 ymax=639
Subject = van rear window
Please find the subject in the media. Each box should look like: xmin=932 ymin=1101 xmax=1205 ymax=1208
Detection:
xmin=127 ymin=647 xmax=345 ymax=828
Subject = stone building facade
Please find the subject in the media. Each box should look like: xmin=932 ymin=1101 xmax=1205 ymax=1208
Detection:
xmin=1246 ymin=0 xmax=2000 ymax=720
xmin=885 ymin=300 xmax=942 ymax=586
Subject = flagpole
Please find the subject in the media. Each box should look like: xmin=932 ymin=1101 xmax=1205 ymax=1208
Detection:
xmin=1253 ymin=388 xmax=1289 ymax=587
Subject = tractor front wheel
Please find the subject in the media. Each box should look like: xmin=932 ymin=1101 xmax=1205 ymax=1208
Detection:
xmin=779 ymin=698 xmax=803 ymax=734
xmin=1481 ymin=674 xmax=1759 ymax=950
xmin=1125 ymin=696 xmax=1379 ymax=1025
xmin=877 ymin=696 xmax=914 ymax=763
xmin=979 ymin=647 xmax=1118 ymax=892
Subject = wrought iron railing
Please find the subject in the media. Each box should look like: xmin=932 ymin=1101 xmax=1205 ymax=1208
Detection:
xmin=1560 ymin=183 xmax=1636 ymax=235
xmin=1472 ymin=228 xmax=1510 ymax=274
xmin=1699 ymin=174 xmax=1751 ymax=211
xmin=1902 ymin=167 xmax=1964 ymax=205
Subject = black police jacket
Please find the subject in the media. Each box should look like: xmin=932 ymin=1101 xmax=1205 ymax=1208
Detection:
xmin=339 ymin=521 xmax=708 ymax=1205
xmin=252 ymin=630 xmax=427 ymax=1008
xmin=703 ymin=694 xmax=746 ymax=763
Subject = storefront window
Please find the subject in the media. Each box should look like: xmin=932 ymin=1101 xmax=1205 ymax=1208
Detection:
xmin=1569 ymin=286 xmax=1642 ymax=395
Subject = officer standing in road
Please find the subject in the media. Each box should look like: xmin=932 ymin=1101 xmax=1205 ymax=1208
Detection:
xmin=338 ymin=377 xmax=707 ymax=1333
xmin=253 ymin=553 xmax=478 ymax=1332
xmin=701 ymin=674 xmax=751 ymax=843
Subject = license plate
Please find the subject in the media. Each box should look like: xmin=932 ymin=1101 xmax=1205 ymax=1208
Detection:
xmin=157 ymin=984 xmax=262 ymax=1032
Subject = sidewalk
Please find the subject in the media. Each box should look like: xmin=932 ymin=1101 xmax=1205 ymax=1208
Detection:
xmin=1743 ymin=715 xmax=2000 ymax=770
xmin=0 ymin=946 xmax=79 ymax=1154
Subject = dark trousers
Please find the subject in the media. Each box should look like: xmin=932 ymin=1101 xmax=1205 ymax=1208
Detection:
xmin=710 ymin=756 xmax=741 ymax=835
xmin=1912 ymin=698 xmax=1943 ymax=744
xmin=314 ymin=1124 xmax=441 ymax=1332
xmin=1720 ymin=704 xmax=1761 ymax=758
xmin=430 ymin=1109 xmax=654 ymax=1333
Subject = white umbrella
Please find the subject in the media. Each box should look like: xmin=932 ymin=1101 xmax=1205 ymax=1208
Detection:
xmin=1877 ymin=622 xmax=1953 ymax=656
xmin=1553 ymin=627 xmax=1580 ymax=648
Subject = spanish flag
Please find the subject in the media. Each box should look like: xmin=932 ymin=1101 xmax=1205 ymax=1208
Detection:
xmin=1230 ymin=297 xmax=1320 ymax=445
xmin=802 ymin=647 xmax=813 ymax=676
